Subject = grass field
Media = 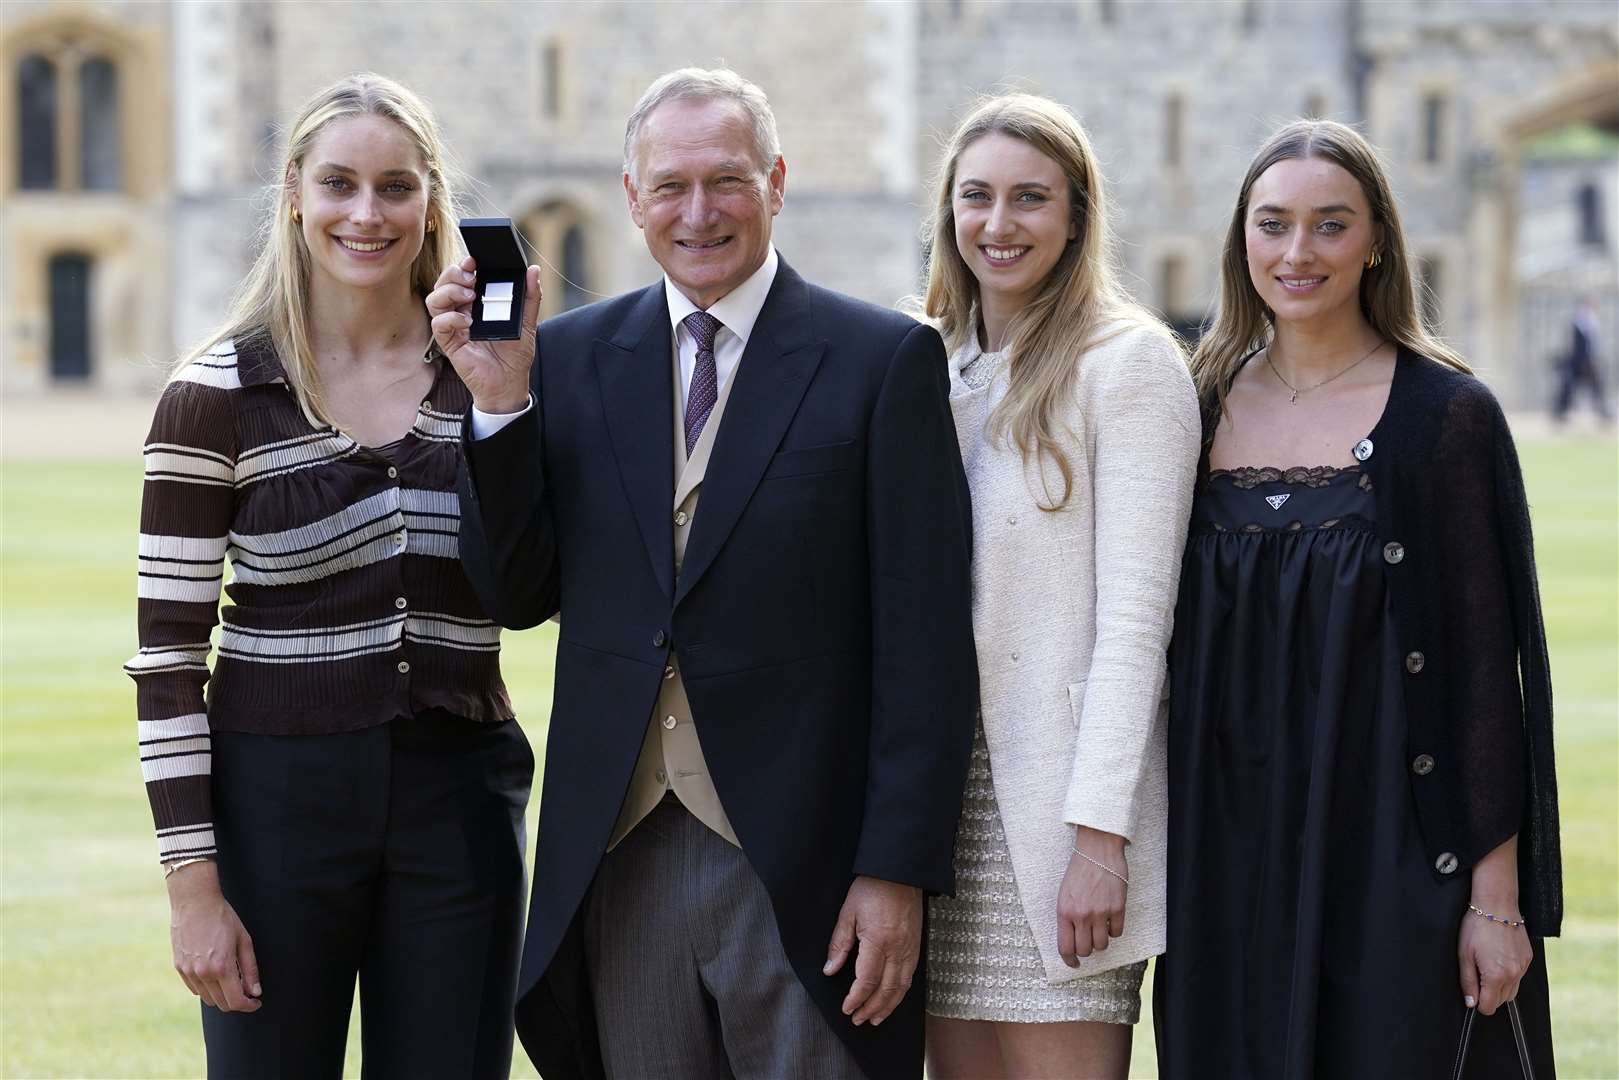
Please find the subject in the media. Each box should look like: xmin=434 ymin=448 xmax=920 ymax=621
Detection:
xmin=2 ymin=439 xmax=1614 ymax=1079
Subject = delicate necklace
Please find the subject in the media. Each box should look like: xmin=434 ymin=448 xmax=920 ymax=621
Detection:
xmin=1266 ymin=340 xmax=1385 ymax=403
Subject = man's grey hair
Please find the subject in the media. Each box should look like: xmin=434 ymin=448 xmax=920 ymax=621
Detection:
xmin=623 ymin=67 xmax=782 ymax=185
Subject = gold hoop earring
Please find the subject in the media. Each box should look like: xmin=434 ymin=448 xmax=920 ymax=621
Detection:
xmin=291 ymin=207 xmax=302 ymax=225
xmin=1365 ymin=250 xmax=1381 ymax=269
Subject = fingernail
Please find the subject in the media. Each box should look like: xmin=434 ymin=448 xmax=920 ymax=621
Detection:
xmin=1464 ymin=996 xmax=1476 ymax=1008
xmin=251 ymin=983 xmax=262 ymax=996
xmin=822 ymin=963 xmax=833 ymax=975
xmin=871 ymin=1017 xmax=882 ymax=1027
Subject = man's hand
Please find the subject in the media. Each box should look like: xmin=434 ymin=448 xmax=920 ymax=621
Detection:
xmin=425 ymin=257 xmax=542 ymax=415
xmin=167 ymin=861 xmax=261 ymax=1013
xmin=822 ymin=875 xmax=922 ymax=1027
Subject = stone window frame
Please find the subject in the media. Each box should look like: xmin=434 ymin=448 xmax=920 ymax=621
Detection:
xmin=1 ymin=10 xmax=165 ymax=199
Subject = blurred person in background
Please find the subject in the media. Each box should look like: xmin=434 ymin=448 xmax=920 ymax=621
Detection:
xmin=1552 ymin=295 xmax=1612 ymax=423
xmin=430 ymin=67 xmax=975 ymax=1080
xmin=1157 ymin=118 xmax=1561 ymax=1079
xmin=917 ymin=94 xmax=1199 ymax=1080
xmin=124 ymin=73 xmax=531 ymax=1079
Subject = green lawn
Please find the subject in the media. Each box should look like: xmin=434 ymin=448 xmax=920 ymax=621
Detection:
xmin=2 ymin=439 xmax=1614 ymax=1078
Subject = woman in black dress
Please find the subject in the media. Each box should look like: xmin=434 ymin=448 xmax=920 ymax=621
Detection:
xmin=1156 ymin=119 xmax=1561 ymax=1078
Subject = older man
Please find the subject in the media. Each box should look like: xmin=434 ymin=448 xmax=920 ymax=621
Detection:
xmin=428 ymin=68 xmax=976 ymax=1079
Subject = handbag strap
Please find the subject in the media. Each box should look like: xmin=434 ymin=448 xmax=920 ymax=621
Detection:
xmin=1452 ymin=1001 xmax=1535 ymax=1080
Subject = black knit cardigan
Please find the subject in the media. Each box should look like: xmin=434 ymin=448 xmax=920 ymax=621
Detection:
xmin=1212 ymin=346 xmax=1563 ymax=935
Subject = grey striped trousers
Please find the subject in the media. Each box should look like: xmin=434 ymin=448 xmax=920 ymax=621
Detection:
xmin=584 ymin=795 xmax=863 ymax=1079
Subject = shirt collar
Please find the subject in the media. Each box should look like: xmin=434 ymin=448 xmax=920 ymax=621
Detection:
xmin=663 ymin=246 xmax=779 ymax=346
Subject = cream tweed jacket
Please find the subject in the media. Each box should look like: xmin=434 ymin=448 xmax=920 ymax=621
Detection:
xmin=947 ymin=321 xmax=1199 ymax=982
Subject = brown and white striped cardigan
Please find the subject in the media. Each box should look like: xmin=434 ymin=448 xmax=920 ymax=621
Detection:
xmin=124 ymin=333 xmax=512 ymax=863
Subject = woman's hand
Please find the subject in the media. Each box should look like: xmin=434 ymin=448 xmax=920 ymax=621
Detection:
xmin=1459 ymin=834 xmax=1531 ymax=1016
xmin=1057 ymin=825 xmax=1128 ymax=966
xmin=167 ymin=861 xmax=261 ymax=1013
xmin=1458 ymin=906 xmax=1533 ymax=1016
xmin=425 ymin=258 xmax=542 ymax=415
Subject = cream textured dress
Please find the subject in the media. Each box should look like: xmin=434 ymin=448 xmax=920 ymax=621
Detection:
xmin=926 ymin=323 xmax=1200 ymax=1023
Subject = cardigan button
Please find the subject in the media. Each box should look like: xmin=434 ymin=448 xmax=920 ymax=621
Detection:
xmin=1405 ymin=650 xmax=1426 ymax=674
xmin=1411 ymin=753 xmax=1435 ymax=776
xmin=1435 ymin=851 xmax=1459 ymax=874
xmin=1383 ymin=541 xmax=1405 ymax=565
xmin=652 ymin=630 xmax=667 ymax=648
xmin=1353 ymin=438 xmax=1374 ymax=462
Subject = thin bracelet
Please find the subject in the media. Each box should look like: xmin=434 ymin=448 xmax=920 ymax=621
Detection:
xmin=1467 ymin=903 xmax=1527 ymax=930
xmin=1071 ymin=845 xmax=1129 ymax=886
xmin=164 ymin=856 xmax=212 ymax=878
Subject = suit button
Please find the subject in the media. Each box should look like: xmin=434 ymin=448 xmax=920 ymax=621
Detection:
xmin=652 ymin=630 xmax=666 ymax=647
xmin=1353 ymin=438 xmax=1374 ymax=462
xmin=1435 ymin=851 xmax=1459 ymax=874
xmin=654 ymin=768 xmax=667 ymax=785
xmin=662 ymin=715 xmax=677 ymax=730
xmin=1405 ymin=650 xmax=1426 ymax=674
xmin=1412 ymin=753 xmax=1435 ymax=776
xmin=674 ymin=510 xmax=689 ymax=526
xmin=1383 ymin=541 xmax=1405 ymax=564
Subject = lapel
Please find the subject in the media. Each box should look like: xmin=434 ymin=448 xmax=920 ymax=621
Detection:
xmin=593 ymin=283 xmax=676 ymax=603
xmin=673 ymin=259 xmax=826 ymax=609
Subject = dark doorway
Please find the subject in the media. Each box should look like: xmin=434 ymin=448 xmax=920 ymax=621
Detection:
xmin=49 ymin=254 xmax=92 ymax=380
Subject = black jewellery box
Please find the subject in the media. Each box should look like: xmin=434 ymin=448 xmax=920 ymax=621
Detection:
xmin=458 ymin=217 xmax=527 ymax=340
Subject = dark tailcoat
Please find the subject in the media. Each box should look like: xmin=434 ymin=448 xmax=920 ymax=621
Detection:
xmin=457 ymin=258 xmax=978 ymax=1079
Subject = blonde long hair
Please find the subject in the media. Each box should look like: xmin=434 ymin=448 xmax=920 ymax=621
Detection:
xmin=177 ymin=72 xmax=461 ymax=427
xmin=922 ymin=93 xmax=1173 ymax=509
xmin=1192 ymin=119 xmax=1468 ymax=413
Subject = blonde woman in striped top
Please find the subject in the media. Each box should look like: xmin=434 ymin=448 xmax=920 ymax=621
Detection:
xmin=125 ymin=73 xmax=537 ymax=1078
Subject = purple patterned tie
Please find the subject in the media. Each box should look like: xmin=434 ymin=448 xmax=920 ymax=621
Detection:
xmin=682 ymin=311 xmax=722 ymax=456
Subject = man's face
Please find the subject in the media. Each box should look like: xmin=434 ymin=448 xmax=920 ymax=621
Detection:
xmin=623 ymin=98 xmax=785 ymax=309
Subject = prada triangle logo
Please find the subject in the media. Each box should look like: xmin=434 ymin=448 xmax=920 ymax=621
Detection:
xmin=1265 ymin=493 xmax=1291 ymax=510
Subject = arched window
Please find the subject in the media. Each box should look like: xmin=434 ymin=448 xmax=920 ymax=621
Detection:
xmin=48 ymin=253 xmax=93 ymax=380
xmin=1577 ymin=182 xmax=1605 ymax=248
xmin=521 ymin=201 xmax=593 ymax=319
xmin=17 ymin=53 xmax=57 ymax=189
xmin=561 ymin=223 xmax=589 ymax=311
xmin=79 ymin=55 xmax=121 ymax=191
xmin=11 ymin=45 xmax=125 ymax=193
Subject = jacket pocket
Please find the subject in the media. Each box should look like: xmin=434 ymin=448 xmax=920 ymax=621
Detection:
xmin=762 ymin=439 xmax=855 ymax=480
xmin=1066 ymin=676 xmax=1089 ymax=729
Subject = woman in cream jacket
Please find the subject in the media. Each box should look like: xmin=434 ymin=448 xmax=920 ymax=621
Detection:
xmin=921 ymin=94 xmax=1200 ymax=1080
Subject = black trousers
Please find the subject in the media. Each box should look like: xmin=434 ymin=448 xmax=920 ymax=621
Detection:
xmin=202 ymin=713 xmax=533 ymax=1080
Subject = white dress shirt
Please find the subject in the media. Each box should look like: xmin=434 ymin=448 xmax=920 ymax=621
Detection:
xmin=470 ymin=247 xmax=780 ymax=439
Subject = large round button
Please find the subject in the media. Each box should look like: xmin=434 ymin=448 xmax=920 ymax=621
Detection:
xmin=1353 ymin=438 xmax=1374 ymax=462
xmin=662 ymin=715 xmax=677 ymax=730
xmin=1383 ymin=541 xmax=1405 ymax=565
xmin=1434 ymin=851 xmax=1459 ymax=874
xmin=1405 ymin=651 xmax=1426 ymax=674
xmin=387 ymin=466 xmax=399 ymax=479
xmin=397 ymin=660 xmax=411 ymax=674
xmin=394 ymin=596 xmax=407 ymax=610
xmin=652 ymin=630 xmax=667 ymax=647
xmin=1411 ymin=753 xmax=1435 ymax=776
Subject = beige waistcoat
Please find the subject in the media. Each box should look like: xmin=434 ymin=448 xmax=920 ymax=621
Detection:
xmin=607 ymin=347 xmax=741 ymax=849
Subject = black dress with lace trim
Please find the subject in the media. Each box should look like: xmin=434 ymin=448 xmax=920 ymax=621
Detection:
xmin=1156 ymin=463 xmax=1555 ymax=1079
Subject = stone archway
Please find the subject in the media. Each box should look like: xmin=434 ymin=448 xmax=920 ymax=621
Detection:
xmin=1473 ymin=59 xmax=1619 ymax=407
